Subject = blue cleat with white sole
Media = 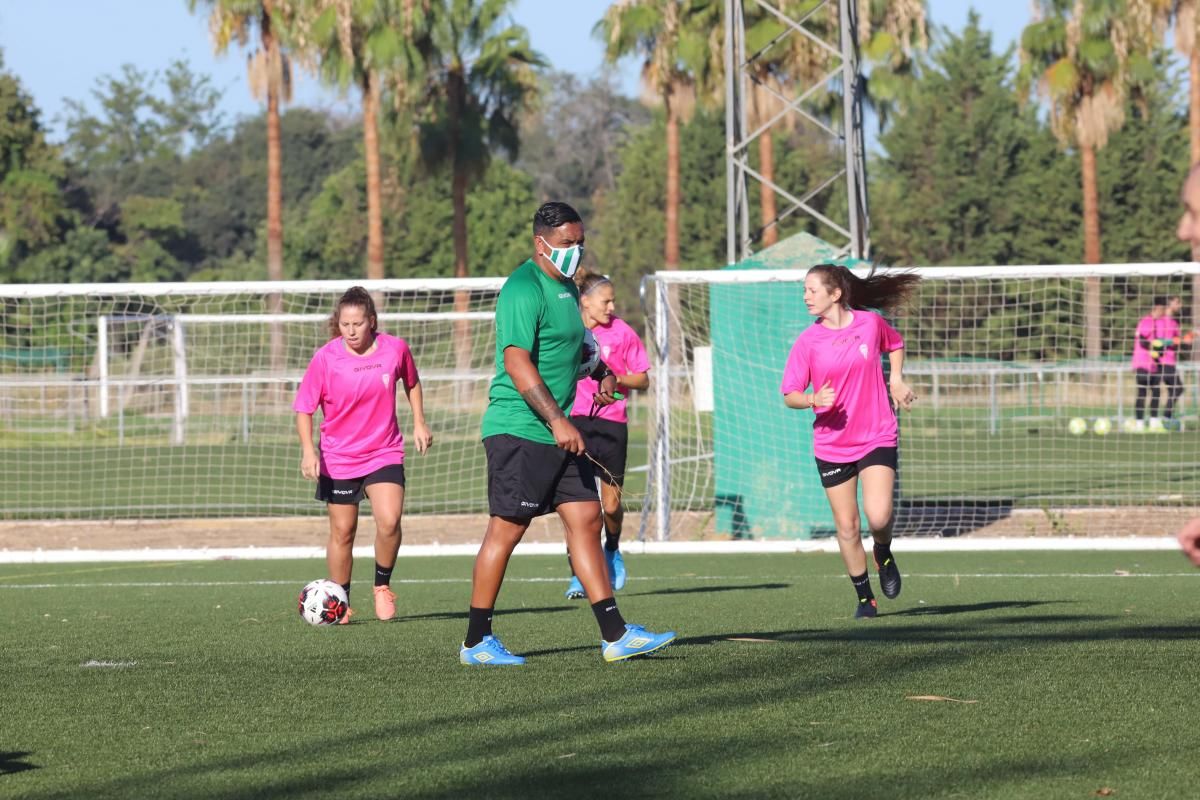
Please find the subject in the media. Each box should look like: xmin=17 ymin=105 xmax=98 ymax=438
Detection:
xmin=460 ymin=635 xmax=526 ymax=666
xmin=606 ymin=549 xmax=627 ymax=591
xmin=564 ymin=576 xmax=586 ymax=600
xmin=601 ymin=623 xmax=676 ymax=662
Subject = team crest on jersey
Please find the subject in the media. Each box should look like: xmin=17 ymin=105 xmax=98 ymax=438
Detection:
xmin=382 ymin=374 xmax=390 ymax=388
xmin=859 ymin=344 xmax=869 ymax=360
xmin=602 ymin=345 xmax=611 ymax=359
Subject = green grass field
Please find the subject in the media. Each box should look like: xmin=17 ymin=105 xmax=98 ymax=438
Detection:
xmin=3 ymin=551 xmax=1198 ymax=799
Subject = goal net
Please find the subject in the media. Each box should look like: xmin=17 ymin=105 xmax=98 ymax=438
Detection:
xmin=641 ymin=264 xmax=1200 ymax=540
xmin=0 ymin=279 xmax=503 ymax=519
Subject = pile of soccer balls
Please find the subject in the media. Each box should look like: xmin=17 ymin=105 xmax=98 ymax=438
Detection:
xmin=1067 ymin=417 xmax=1112 ymax=436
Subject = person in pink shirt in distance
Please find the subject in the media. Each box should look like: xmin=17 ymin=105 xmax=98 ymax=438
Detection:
xmin=1129 ymin=296 xmax=1180 ymax=434
xmin=294 ymin=287 xmax=433 ymax=623
xmin=781 ymin=264 xmax=921 ymax=618
xmin=563 ymin=268 xmax=651 ymax=599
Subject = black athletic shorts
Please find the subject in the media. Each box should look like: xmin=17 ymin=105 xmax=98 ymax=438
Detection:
xmin=571 ymin=416 xmax=628 ymax=486
xmin=316 ymin=463 xmax=405 ymax=505
xmin=483 ymin=434 xmax=598 ymax=518
xmin=814 ymin=446 xmax=897 ymax=489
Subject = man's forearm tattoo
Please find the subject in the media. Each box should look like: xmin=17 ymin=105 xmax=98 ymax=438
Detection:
xmin=520 ymin=382 xmax=565 ymax=423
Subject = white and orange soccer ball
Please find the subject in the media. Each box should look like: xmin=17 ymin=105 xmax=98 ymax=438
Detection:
xmin=298 ymin=579 xmax=348 ymax=626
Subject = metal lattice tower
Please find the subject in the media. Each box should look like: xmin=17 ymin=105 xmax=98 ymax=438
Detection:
xmin=724 ymin=0 xmax=869 ymax=263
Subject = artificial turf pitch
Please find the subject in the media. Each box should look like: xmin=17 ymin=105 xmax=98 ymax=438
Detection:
xmin=2 ymin=551 xmax=1198 ymax=799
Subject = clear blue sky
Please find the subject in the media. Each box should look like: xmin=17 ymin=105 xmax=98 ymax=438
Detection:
xmin=0 ymin=1 xmax=1025 ymax=142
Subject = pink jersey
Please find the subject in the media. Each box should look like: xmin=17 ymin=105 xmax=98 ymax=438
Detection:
xmin=780 ymin=310 xmax=904 ymax=463
xmin=1132 ymin=315 xmax=1180 ymax=371
xmin=293 ymin=332 xmax=420 ymax=479
xmin=571 ymin=316 xmax=650 ymax=424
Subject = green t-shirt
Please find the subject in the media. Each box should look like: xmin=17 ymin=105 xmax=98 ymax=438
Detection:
xmin=481 ymin=259 xmax=584 ymax=444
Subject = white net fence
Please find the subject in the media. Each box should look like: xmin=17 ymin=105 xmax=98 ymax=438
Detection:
xmin=0 ymin=279 xmax=504 ymax=519
xmin=641 ymin=264 xmax=1200 ymax=540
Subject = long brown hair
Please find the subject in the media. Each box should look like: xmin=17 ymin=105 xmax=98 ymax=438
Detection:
xmin=808 ymin=263 xmax=920 ymax=315
xmin=328 ymin=286 xmax=378 ymax=339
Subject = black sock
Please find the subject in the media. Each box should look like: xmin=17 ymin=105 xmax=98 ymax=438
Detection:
xmin=873 ymin=542 xmax=893 ymax=566
xmin=340 ymin=582 xmax=351 ymax=604
xmin=591 ymin=597 xmax=627 ymax=642
xmin=604 ymin=534 xmax=620 ymax=552
xmin=374 ymin=562 xmax=394 ymax=587
xmin=465 ymin=607 xmax=493 ymax=648
xmin=850 ymin=571 xmax=874 ymax=604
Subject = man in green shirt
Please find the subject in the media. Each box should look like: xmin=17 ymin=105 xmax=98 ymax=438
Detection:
xmin=460 ymin=202 xmax=676 ymax=666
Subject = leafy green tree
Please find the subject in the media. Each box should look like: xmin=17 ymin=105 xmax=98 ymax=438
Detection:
xmin=516 ymin=71 xmax=652 ymax=226
xmin=179 ymin=107 xmax=359 ymax=272
xmin=417 ymin=0 xmax=543 ymax=283
xmin=62 ymin=62 xmax=225 ymax=218
xmin=591 ymin=107 xmax=726 ymax=327
xmin=0 ymin=52 xmax=73 ymax=275
xmin=873 ymin=14 xmax=1075 ymax=267
xmin=1020 ymin=0 xmax=1162 ymax=356
xmin=597 ymin=0 xmax=721 ymax=270
xmin=298 ymin=0 xmax=426 ymax=280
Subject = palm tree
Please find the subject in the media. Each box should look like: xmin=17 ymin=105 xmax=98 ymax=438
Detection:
xmin=1020 ymin=0 xmax=1159 ymax=356
xmin=299 ymin=0 xmax=427 ymax=281
xmin=598 ymin=0 xmax=721 ymax=269
xmin=190 ymin=0 xmax=297 ymax=382
xmin=419 ymin=0 xmax=543 ymax=398
xmin=419 ymin=0 xmax=543 ymax=283
xmin=856 ymin=0 xmax=928 ymax=127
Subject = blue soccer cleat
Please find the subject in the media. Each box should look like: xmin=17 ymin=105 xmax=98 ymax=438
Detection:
xmin=606 ymin=549 xmax=627 ymax=591
xmin=601 ymin=623 xmax=676 ymax=662
xmin=459 ymin=635 xmax=526 ymax=666
xmin=564 ymin=576 xmax=586 ymax=600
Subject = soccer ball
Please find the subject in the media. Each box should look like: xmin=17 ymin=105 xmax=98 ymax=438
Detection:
xmin=578 ymin=328 xmax=601 ymax=379
xmin=1067 ymin=417 xmax=1088 ymax=436
xmin=298 ymin=579 xmax=348 ymax=626
xmin=1092 ymin=417 xmax=1112 ymax=436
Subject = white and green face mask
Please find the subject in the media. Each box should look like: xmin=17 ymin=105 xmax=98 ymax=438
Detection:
xmin=539 ymin=236 xmax=584 ymax=279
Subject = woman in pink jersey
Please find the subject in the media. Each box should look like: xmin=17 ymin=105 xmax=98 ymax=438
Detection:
xmin=294 ymin=287 xmax=432 ymax=624
xmin=781 ymin=264 xmax=921 ymax=618
xmin=1130 ymin=296 xmax=1183 ymax=433
xmin=563 ymin=268 xmax=650 ymax=599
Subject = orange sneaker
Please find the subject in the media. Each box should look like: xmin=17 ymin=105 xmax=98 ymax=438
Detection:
xmin=373 ymin=586 xmax=397 ymax=621
xmin=338 ymin=606 xmax=354 ymax=625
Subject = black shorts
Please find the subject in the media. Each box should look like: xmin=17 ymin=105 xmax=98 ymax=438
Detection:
xmin=483 ymin=434 xmax=598 ymax=518
xmin=571 ymin=416 xmax=628 ymax=486
xmin=814 ymin=446 xmax=897 ymax=489
xmin=1135 ymin=368 xmax=1163 ymax=389
xmin=316 ymin=463 xmax=405 ymax=505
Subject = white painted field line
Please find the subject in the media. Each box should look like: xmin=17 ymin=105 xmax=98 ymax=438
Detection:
xmin=0 ymin=536 xmax=1185 ymax=564
xmin=2 ymin=572 xmax=1198 ymax=590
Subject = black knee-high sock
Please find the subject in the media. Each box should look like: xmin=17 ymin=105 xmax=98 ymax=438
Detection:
xmin=850 ymin=572 xmax=874 ymax=603
xmin=873 ymin=542 xmax=893 ymax=566
xmin=591 ymin=597 xmax=627 ymax=642
xmin=465 ymin=607 xmax=493 ymax=648
xmin=374 ymin=562 xmax=394 ymax=587
xmin=604 ymin=532 xmax=620 ymax=551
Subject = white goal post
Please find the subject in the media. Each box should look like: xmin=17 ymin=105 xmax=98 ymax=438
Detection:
xmin=641 ymin=263 xmax=1200 ymax=541
xmin=0 ymin=278 xmax=505 ymax=520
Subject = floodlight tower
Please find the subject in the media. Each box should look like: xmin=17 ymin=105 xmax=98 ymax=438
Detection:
xmin=724 ymin=0 xmax=870 ymax=262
